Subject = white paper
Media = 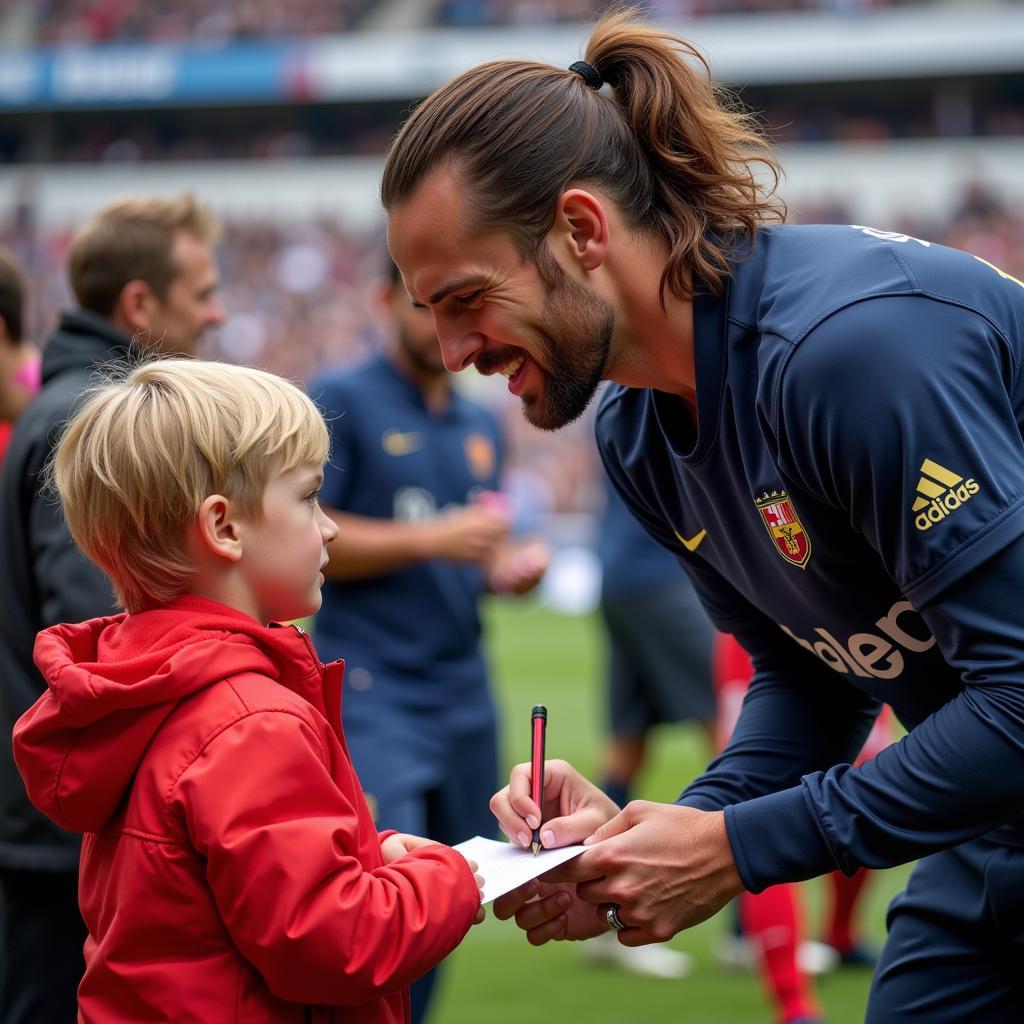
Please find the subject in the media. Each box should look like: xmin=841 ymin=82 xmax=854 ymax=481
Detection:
xmin=453 ymin=835 xmax=586 ymax=904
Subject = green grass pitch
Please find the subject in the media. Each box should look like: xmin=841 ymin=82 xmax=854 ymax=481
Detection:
xmin=430 ymin=600 xmax=910 ymax=1024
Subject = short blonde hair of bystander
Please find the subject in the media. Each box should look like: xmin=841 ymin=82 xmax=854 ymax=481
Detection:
xmin=51 ymin=358 xmax=330 ymax=613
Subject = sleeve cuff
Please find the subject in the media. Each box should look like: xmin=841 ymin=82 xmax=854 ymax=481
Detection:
xmin=676 ymin=792 xmax=726 ymax=813
xmin=724 ymin=784 xmax=840 ymax=893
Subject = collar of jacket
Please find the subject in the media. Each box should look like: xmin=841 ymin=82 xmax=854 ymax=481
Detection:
xmin=41 ymin=308 xmax=137 ymax=386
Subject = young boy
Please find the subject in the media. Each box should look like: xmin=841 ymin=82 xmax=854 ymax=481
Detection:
xmin=12 ymin=359 xmax=483 ymax=1023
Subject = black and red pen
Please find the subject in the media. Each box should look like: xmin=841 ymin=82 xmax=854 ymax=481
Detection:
xmin=530 ymin=704 xmax=547 ymax=856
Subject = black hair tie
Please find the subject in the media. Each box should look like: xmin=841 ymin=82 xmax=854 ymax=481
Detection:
xmin=569 ymin=60 xmax=603 ymax=90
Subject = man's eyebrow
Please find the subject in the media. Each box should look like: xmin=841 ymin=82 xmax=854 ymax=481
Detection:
xmin=426 ymin=276 xmax=482 ymax=305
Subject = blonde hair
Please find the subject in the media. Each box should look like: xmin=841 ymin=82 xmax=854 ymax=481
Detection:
xmin=69 ymin=192 xmax=220 ymax=318
xmin=382 ymin=6 xmax=783 ymax=302
xmin=52 ymin=358 xmax=329 ymax=613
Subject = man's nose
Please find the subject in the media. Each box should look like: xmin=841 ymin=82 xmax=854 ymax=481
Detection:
xmin=206 ymin=299 xmax=227 ymax=328
xmin=435 ymin=322 xmax=484 ymax=373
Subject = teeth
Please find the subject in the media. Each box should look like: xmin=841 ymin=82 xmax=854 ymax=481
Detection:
xmin=499 ymin=355 xmax=525 ymax=378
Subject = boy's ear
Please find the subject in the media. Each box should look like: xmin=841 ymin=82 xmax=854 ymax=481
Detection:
xmin=196 ymin=494 xmax=244 ymax=563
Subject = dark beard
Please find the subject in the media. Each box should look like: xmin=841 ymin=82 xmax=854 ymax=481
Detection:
xmin=397 ymin=326 xmax=447 ymax=378
xmin=523 ymin=271 xmax=613 ymax=431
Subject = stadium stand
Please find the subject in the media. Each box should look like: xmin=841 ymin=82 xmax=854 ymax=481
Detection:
xmin=5 ymin=0 xmax=1011 ymax=43
xmin=11 ymin=0 xmax=373 ymax=44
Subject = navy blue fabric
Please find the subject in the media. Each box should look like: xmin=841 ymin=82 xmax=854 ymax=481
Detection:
xmin=595 ymin=224 xmax=1024 ymax=891
xmin=311 ymin=354 xmax=505 ymax=706
xmin=598 ymin=470 xmax=684 ymax=601
xmin=340 ymin=694 xmax=499 ymax=844
xmin=865 ymin=836 xmax=1024 ymax=1022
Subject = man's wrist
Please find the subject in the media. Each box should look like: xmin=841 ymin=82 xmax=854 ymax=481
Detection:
xmin=409 ymin=520 xmax=439 ymax=561
xmin=708 ymin=810 xmax=745 ymax=899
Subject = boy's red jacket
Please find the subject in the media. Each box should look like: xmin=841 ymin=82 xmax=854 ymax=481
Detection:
xmin=13 ymin=595 xmax=480 ymax=1023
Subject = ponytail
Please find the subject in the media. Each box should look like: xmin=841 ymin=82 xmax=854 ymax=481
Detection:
xmin=382 ymin=6 xmax=783 ymax=301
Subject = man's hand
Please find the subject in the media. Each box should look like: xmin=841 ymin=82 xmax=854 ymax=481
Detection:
xmin=490 ymin=758 xmax=619 ymax=851
xmin=544 ymin=802 xmax=744 ymax=946
xmin=493 ymin=879 xmax=608 ymax=945
xmin=487 ymin=539 xmax=550 ymax=596
xmin=427 ymin=505 xmax=509 ymax=564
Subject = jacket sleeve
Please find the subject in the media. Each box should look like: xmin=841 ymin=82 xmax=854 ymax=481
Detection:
xmin=724 ymin=534 xmax=1024 ymax=890
xmin=675 ymin=596 xmax=880 ymax=820
xmin=175 ymin=708 xmax=480 ymax=1006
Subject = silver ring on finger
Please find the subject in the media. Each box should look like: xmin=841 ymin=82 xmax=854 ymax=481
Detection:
xmin=606 ymin=903 xmax=627 ymax=931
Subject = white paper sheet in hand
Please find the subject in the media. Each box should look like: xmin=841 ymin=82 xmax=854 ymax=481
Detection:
xmin=453 ymin=835 xmax=587 ymax=904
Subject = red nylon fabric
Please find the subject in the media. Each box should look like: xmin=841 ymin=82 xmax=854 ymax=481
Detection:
xmin=14 ymin=595 xmax=480 ymax=1023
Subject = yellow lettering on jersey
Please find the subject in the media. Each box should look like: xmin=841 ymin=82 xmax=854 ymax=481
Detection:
xmin=973 ymin=254 xmax=1024 ymax=290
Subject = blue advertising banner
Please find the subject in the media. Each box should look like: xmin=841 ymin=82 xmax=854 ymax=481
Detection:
xmin=0 ymin=42 xmax=306 ymax=109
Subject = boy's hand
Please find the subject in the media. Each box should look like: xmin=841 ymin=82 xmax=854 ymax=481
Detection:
xmin=380 ymin=836 xmax=487 ymax=924
xmin=466 ymin=858 xmax=486 ymax=925
xmin=379 ymin=832 xmax=438 ymax=864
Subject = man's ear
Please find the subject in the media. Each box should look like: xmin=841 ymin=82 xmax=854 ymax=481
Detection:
xmin=195 ymin=494 xmax=244 ymax=563
xmin=548 ymin=189 xmax=609 ymax=273
xmin=113 ymin=279 xmax=157 ymax=335
xmin=373 ymin=278 xmax=399 ymax=322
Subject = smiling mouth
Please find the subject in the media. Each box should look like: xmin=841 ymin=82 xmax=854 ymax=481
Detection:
xmin=498 ymin=354 xmax=525 ymax=379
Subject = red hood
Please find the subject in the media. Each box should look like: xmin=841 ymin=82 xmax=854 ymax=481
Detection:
xmin=14 ymin=595 xmax=327 ymax=834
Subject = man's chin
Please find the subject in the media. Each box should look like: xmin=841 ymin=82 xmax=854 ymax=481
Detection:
xmin=522 ymin=395 xmax=581 ymax=432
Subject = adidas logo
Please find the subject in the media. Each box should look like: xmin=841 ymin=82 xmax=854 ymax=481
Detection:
xmin=912 ymin=458 xmax=979 ymax=531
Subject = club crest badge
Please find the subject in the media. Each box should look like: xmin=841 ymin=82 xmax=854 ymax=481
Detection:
xmin=755 ymin=490 xmax=812 ymax=569
xmin=465 ymin=433 xmax=495 ymax=480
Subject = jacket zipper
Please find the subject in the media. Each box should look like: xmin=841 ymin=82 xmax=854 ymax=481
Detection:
xmin=292 ymin=625 xmax=346 ymax=747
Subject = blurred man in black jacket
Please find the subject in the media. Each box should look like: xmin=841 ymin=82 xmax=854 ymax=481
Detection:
xmin=0 ymin=192 xmax=224 ymax=1023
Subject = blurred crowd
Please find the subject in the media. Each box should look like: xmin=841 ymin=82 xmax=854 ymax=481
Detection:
xmin=2 ymin=180 xmax=1022 ymax=520
xmin=7 ymin=96 xmax=1023 ymax=167
xmin=18 ymin=0 xmax=368 ymax=45
xmin=435 ymin=0 xmax=906 ymax=29
xmin=1 ymin=0 xmax=993 ymax=45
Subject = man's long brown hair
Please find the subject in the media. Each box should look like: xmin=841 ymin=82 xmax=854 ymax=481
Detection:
xmin=382 ymin=7 xmax=784 ymax=303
